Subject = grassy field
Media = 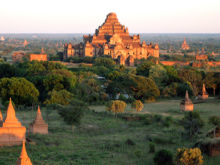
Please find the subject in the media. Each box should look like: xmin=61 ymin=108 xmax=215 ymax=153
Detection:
xmin=0 ymin=98 xmax=220 ymax=165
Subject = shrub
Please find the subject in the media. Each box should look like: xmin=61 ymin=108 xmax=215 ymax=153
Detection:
xmin=106 ymin=100 xmax=126 ymax=116
xmin=131 ymin=100 xmax=143 ymax=112
xmin=164 ymin=116 xmax=173 ymax=127
xmin=176 ymin=148 xmax=203 ymax=165
xmin=145 ymin=115 xmax=153 ymax=125
xmin=180 ymin=111 xmax=204 ymax=139
xmin=153 ymin=149 xmax=173 ymax=165
xmin=149 ymin=142 xmax=155 ymax=153
xmin=58 ymin=99 xmax=86 ymax=130
xmin=154 ymin=114 xmax=163 ymax=122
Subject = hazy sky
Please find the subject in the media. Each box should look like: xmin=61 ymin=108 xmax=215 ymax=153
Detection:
xmin=0 ymin=0 xmax=219 ymax=33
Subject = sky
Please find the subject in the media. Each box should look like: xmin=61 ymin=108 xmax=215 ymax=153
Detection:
xmin=0 ymin=0 xmax=219 ymax=33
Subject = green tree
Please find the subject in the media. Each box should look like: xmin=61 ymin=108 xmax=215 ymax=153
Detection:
xmin=94 ymin=57 xmax=116 ymax=69
xmin=136 ymin=61 xmax=154 ymax=77
xmin=203 ymin=72 xmax=218 ymax=96
xmin=178 ymin=68 xmax=202 ymax=96
xmin=180 ymin=111 xmax=204 ymax=139
xmin=76 ymin=78 xmax=107 ymax=104
xmin=0 ymin=77 xmax=39 ymax=106
xmin=58 ymin=99 xmax=86 ymax=131
xmin=44 ymin=89 xmax=73 ymax=105
xmin=149 ymin=64 xmax=169 ymax=88
xmin=0 ymin=63 xmax=17 ymax=78
xmin=209 ymin=116 xmax=220 ymax=137
xmin=127 ymin=75 xmax=160 ymax=100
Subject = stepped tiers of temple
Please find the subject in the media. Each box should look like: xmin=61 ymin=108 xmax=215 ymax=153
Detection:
xmin=16 ymin=140 xmax=33 ymax=165
xmin=181 ymin=38 xmax=190 ymax=50
xmin=0 ymin=98 xmax=26 ymax=146
xmin=29 ymin=106 xmax=48 ymax=135
xmin=198 ymin=84 xmax=209 ymax=100
xmin=64 ymin=13 xmax=159 ymax=66
xmin=180 ymin=91 xmax=194 ymax=111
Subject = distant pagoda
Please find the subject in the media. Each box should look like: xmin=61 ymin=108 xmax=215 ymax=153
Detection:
xmin=181 ymin=38 xmax=190 ymax=50
xmin=180 ymin=90 xmax=194 ymax=111
xmin=198 ymin=84 xmax=209 ymax=100
xmin=29 ymin=106 xmax=48 ymax=134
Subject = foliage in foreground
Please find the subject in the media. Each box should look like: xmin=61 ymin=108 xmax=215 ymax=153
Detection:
xmin=176 ymin=148 xmax=203 ymax=165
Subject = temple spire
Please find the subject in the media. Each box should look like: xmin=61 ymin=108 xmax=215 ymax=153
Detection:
xmin=16 ymin=140 xmax=32 ymax=165
xmin=202 ymin=84 xmax=206 ymax=94
xmin=35 ymin=106 xmax=44 ymax=122
xmin=20 ymin=140 xmax=28 ymax=159
xmin=3 ymin=98 xmax=22 ymax=127
xmin=185 ymin=90 xmax=189 ymax=100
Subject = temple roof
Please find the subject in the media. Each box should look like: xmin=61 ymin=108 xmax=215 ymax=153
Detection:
xmin=3 ymin=98 xmax=22 ymax=127
xmin=16 ymin=140 xmax=32 ymax=165
xmin=96 ymin=13 xmax=129 ymax=37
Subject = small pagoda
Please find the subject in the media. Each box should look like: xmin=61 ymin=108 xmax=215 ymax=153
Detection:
xmin=29 ymin=106 xmax=48 ymax=134
xmin=0 ymin=98 xmax=26 ymax=146
xmin=198 ymin=84 xmax=209 ymax=100
xmin=16 ymin=140 xmax=32 ymax=165
xmin=180 ymin=90 xmax=194 ymax=111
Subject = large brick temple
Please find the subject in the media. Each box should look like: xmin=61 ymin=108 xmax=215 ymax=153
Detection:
xmin=64 ymin=13 xmax=159 ymax=65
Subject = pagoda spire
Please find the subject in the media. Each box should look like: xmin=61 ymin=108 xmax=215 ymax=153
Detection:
xmin=16 ymin=140 xmax=32 ymax=165
xmin=202 ymin=84 xmax=206 ymax=94
xmin=35 ymin=105 xmax=44 ymax=122
xmin=20 ymin=140 xmax=28 ymax=159
xmin=3 ymin=98 xmax=22 ymax=127
xmin=185 ymin=90 xmax=189 ymax=100
xmin=183 ymin=37 xmax=186 ymax=43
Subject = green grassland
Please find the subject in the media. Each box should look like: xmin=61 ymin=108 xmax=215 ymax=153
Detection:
xmin=0 ymin=98 xmax=220 ymax=165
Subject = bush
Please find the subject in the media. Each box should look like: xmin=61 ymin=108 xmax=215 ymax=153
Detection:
xmin=149 ymin=142 xmax=155 ymax=153
xmin=58 ymin=99 xmax=86 ymax=129
xmin=154 ymin=114 xmax=163 ymax=122
xmin=106 ymin=100 xmax=126 ymax=116
xmin=145 ymin=115 xmax=153 ymax=125
xmin=153 ymin=149 xmax=173 ymax=165
xmin=180 ymin=111 xmax=204 ymax=139
xmin=176 ymin=148 xmax=203 ymax=165
xmin=164 ymin=116 xmax=174 ymax=127
xmin=131 ymin=100 xmax=143 ymax=112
